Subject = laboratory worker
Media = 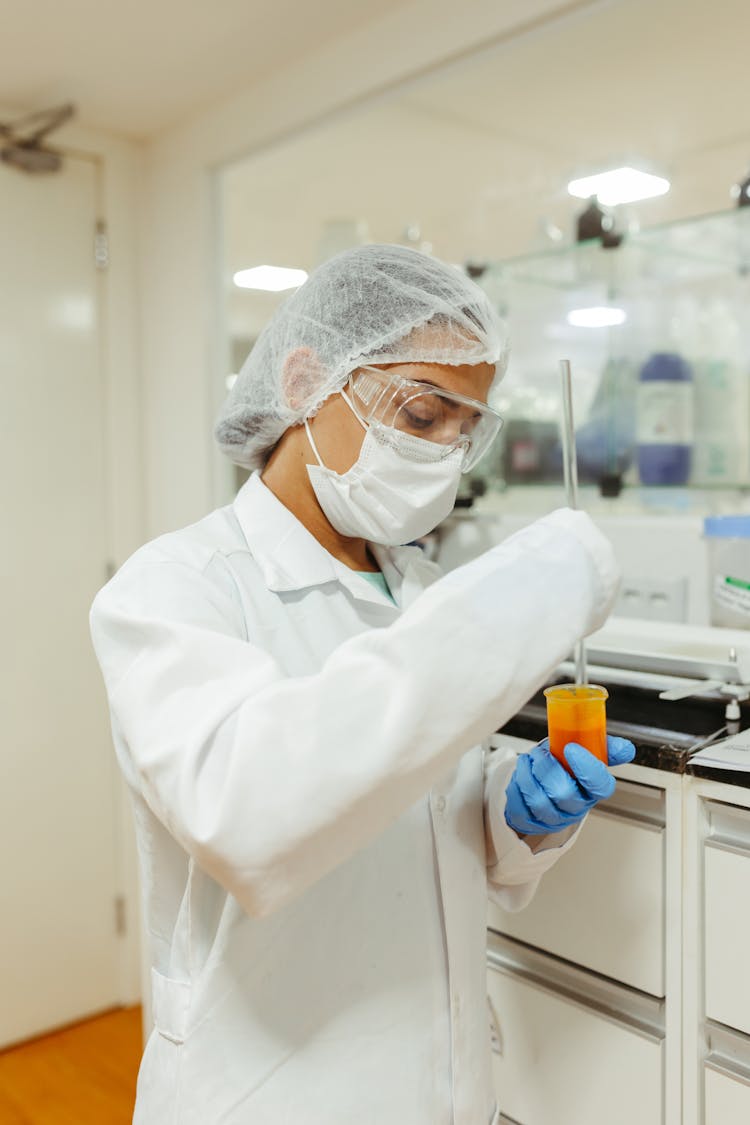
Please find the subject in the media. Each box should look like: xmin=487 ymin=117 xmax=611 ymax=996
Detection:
xmin=90 ymin=244 xmax=634 ymax=1125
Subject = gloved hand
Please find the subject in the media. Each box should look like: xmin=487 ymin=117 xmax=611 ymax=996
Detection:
xmin=504 ymin=736 xmax=636 ymax=837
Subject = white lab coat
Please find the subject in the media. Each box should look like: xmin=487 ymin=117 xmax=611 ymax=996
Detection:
xmin=90 ymin=472 xmax=618 ymax=1125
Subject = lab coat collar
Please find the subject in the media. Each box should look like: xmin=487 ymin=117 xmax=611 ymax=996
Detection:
xmin=232 ymin=472 xmax=429 ymax=605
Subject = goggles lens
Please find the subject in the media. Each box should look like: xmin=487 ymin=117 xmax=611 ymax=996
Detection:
xmin=350 ymin=366 xmax=502 ymax=471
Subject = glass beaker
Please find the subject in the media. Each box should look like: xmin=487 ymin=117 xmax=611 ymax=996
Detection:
xmin=543 ymin=684 xmax=608 ymax=773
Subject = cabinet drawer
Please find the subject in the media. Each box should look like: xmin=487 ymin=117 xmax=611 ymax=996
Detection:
xmin=489 ymin=780 xmax=665 ymax=996
xmin=705 ymin=1064 xmax=750 ymax=1124
xmin=487 ymin=951 xmax=663 ymax=1125
xmin=704 ymin=803 xmax=750 ymax=1036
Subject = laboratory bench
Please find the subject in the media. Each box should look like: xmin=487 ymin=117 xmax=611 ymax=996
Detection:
xmin=487 ymin=672 xmax=750 ymax=1125
xmin=501 ymin=677 xmax=750 ymax=788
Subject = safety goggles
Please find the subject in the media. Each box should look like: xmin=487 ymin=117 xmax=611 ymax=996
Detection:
xmin=347 ymin=365 xmax=503 ymax=472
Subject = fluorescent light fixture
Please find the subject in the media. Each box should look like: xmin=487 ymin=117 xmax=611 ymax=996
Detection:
xmin=233 ymin=265 xmax=308 ymax=292
xmin=567 ymin=166 xmax=670 ymax=206
xmin=567 ymin=306 xmax=627 ymax=328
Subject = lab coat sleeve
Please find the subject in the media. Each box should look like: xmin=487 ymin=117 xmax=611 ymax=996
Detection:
xmin=483 ymin=746 xmax=582 ymax=912
xmin=90 ymin=507 xmax=618 ymax=919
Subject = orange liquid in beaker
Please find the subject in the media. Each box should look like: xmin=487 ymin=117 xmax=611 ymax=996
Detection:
xmin=544 ymin=685 xmax=608 ymax=774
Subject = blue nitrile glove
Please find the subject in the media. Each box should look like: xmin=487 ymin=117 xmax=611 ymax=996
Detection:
xmin=504 ymin=736 xmax=636 ymax=837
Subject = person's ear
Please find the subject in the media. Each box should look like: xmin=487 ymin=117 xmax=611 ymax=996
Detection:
xmin=281 ymin=347 xmax=326 ymax=410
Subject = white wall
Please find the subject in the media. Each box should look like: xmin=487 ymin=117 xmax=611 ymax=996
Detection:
xmin=136 ymin=0 xmax=609 ymax=538
xmin=437 ymin=505 xmax=711 ymax=625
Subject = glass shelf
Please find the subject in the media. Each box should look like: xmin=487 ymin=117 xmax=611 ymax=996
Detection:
xmin=482 ymin=206 xmax=750 ymax=294
xmin=631 ymin=206 xmax=750 ymax=276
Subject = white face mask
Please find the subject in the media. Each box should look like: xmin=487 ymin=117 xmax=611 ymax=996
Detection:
xmin=305 ymin=393 xmax=464 ymax=546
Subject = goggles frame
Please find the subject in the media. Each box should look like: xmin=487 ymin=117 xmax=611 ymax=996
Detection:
xmin=348 ymin=365 xmax=503 ymax=472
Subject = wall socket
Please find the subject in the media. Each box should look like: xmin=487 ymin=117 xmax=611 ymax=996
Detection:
xmin=615 ymin=576 xmax=688 ymax=623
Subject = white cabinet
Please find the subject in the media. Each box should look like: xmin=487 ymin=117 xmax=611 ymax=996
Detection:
xmin=704 ymin=1064 xmax=750 ymax=1124
xmin=489 ymin=778 xmax=665 ymax=996
xmin=486 ymin=753 xmax=750 ymax=1125
xmin=674 ymin=781 xmax=750 ymax=1125
xmin=703 ymin=804 xmax=750 ymax=1037
xmin=487 ymin=937 xmax=664 ymax=1125
xmin=486 ymin=758 xmax=683 ymax=1124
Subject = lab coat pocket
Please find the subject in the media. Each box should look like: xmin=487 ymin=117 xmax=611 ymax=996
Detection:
xmin=151 ymin=967 xmax=191 ymax=1045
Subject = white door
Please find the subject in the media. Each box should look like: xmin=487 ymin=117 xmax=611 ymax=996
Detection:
xmin=0 ymin=153 xmax=121 ymax=1046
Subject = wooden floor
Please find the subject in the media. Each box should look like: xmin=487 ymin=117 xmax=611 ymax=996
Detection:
xmin=0 ymin=1007 xmax=143 ymax=1125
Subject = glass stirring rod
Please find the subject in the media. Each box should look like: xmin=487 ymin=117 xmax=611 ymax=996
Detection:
xmin=559 ymin=359 xmax=588 ymax=685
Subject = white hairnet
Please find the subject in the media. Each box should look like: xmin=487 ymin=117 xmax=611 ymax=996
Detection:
xmin=215 ymin=243 xmax=508 ymax=470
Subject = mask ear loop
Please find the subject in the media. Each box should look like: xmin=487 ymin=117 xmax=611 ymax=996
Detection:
xmin=305 ymin=387 xmax=369 ymax=469
xmin=304 ymin=418 xmax=325 ymax=467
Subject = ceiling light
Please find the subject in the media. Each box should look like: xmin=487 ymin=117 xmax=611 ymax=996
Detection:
xmin=567 ymin=306 xmax=627 ymax=328
xmin=567 ymin=166 xmax=670 ymax=206
xmin=233 ymin=265 xmax=308 ymax=292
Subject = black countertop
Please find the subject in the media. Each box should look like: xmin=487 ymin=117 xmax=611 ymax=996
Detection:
xmin=499 ymin=677 xmax=750 ymax=790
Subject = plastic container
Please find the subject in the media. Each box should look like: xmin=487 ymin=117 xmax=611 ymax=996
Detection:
xmin=636 ymin=352 xmax=694 ymax=484
xmin=704 ymin=516 xmax=750 ymax=629
xmin=543 ymin=684 xmax=608 ymax=773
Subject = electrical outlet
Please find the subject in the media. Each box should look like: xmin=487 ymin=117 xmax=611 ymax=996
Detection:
xmin=615 ymin=576 xmax=688 ymax=622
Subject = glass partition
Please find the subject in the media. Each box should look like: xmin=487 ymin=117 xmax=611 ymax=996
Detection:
xmin=474 ymin=208 xmax=750 ymax=497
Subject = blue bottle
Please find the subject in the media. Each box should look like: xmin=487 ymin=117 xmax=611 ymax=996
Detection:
xmin=636 ymin=352 xmax=694 ymax=485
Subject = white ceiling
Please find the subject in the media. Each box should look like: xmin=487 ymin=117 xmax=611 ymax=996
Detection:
xmin=222 ymin=0 xmax=750 ymax=337
xmin=5 ymin=0 xmax=747 ymax=343
xmin=0 ymin=0 xmax=406 ymax=138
